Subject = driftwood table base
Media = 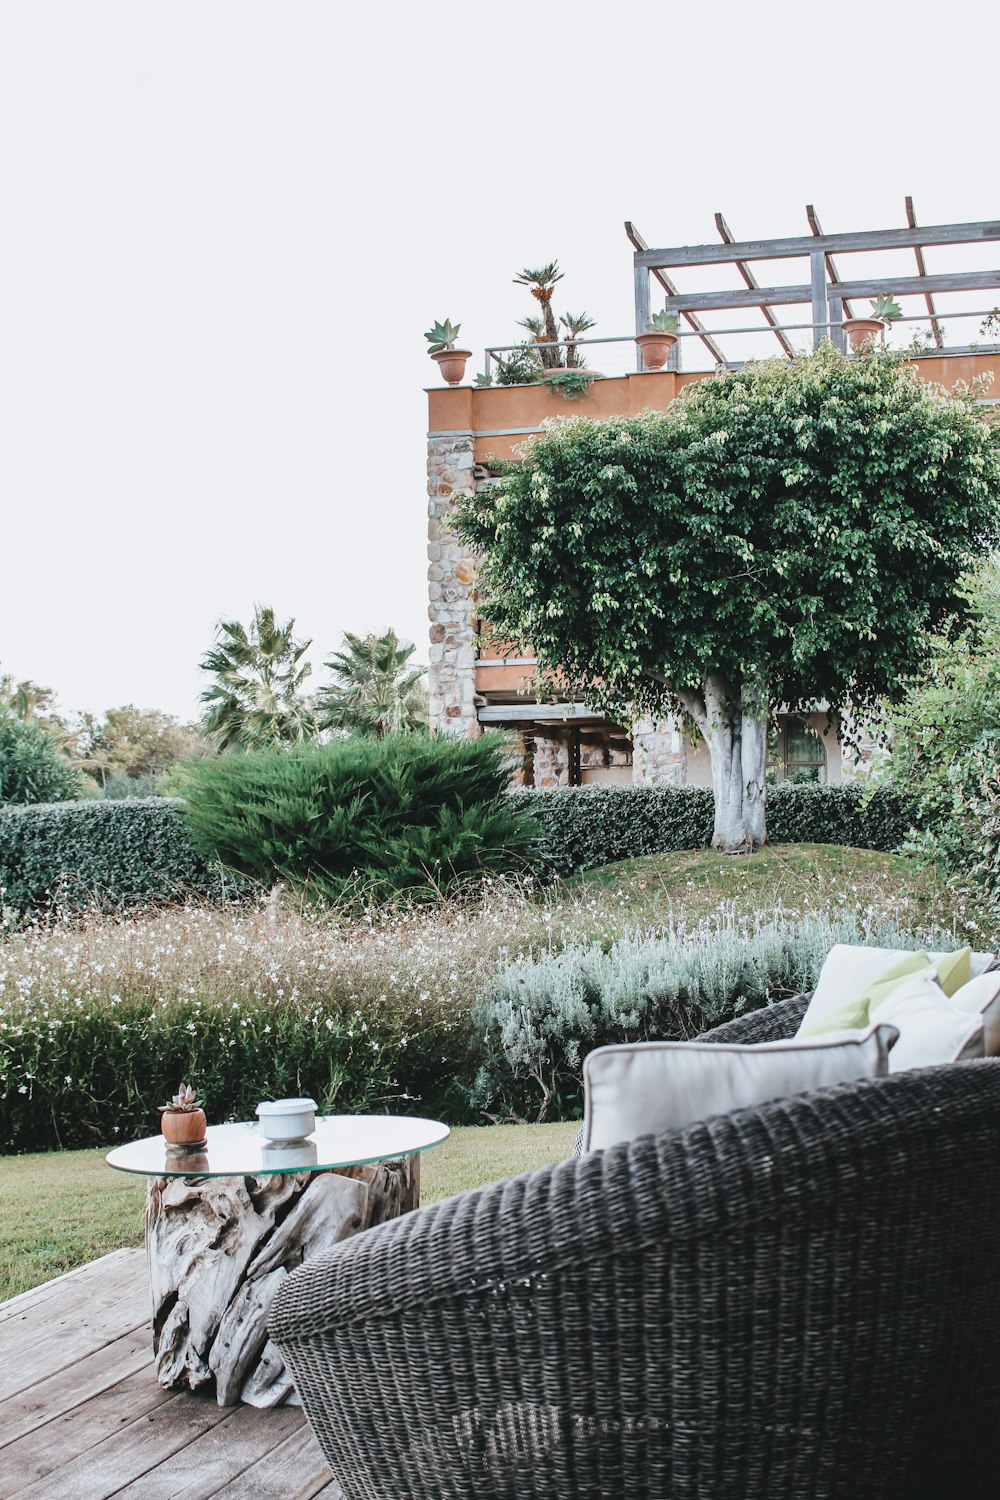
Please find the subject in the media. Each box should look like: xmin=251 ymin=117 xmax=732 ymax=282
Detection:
xmin=146 ymin=1157 xmax=418 ymax=1407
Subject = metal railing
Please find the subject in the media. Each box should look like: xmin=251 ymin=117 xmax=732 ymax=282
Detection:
xmin=481 ymin=310 xmax=1000 ymax=382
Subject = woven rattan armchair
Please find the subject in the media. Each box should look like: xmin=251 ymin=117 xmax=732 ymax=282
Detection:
xmin=269 ymin=995 xmax=1000 ymax=1499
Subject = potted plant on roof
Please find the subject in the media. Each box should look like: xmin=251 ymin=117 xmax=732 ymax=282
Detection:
xmin=425 ymin=320 xmax=472 ymax=385
xmin=560 ymin=311 xmax=596 ymax=369
xmin=843 ymin=295 xmax=902 ymax=352
xmin=635 ymin=309 xmax=679 ymax=370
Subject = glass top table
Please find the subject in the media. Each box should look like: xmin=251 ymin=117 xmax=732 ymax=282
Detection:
xmin=106 ymin=1114 xmax=450 ymax=1178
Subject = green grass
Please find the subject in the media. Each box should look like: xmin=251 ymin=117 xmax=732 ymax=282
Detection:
xmin=564 ymin=843 xmax=960 ymax=928
xmin=0 ymin=1122 xmax=579 ymax=1303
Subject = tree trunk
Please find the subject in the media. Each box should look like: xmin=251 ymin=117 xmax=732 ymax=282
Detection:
xmin=678 ymin=676 xmax=768 ymax=852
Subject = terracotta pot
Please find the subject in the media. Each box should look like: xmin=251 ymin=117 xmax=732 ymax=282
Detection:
xmin=635 ymin=330 xmax=678 ymax=370
xmin=430 ymin=348 xmax=472 ymax=385
xmin=161 ymin=1108 xmax=207 ymax=1146
xmin=842 ymin=317 xmax=885 ymax=351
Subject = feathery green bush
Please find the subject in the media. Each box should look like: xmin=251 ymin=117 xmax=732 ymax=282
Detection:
xmin=178 ymin=733 xmax=538 ymax=905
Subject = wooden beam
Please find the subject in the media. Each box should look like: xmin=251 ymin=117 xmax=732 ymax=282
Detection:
xmin=906 ymin=196 xmax=943 ymax=349
xmin=806 ymin=204 xmax=855 ymax=319
xmin=625 ymin=222 xmax=726 ymax=365
xmin=661 ymin=283 xmax=814 ymax=313
xmin=715 ymin=212 xmax=795 ymax=357
xmin=635 ymin=220 xmax=1000 ymax=269
xmin=810 ymin=250 xmax=827 ymax=349
xmin=831 ymin=269 xmax=1000 ymax=301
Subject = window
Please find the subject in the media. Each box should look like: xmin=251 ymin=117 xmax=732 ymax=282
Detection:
xmin=767 ymin=717 xmax=827 ymax=784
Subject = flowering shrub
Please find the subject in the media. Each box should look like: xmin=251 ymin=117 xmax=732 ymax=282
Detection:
xmin=470 ymin=909 xmax=963 ymax=1121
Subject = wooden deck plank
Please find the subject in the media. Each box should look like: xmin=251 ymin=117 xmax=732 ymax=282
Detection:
xmin=0 ymin=1364 xmax=172 ymax=1496
xmin=205 ymin=1426 xmax=337 ymax=1499
xmin=0 ymin=1250 xmax=142 ymax=1324
xmin=0 ymin=1324 xmax=152 ymax=1448
xmin=0 ymin=1283 xmax=150 ymax=1402
xmin=9 ymin=1390 xmax=234 ymax=1499
xmin=111 ymin=1402 xmax=306 ymax=1499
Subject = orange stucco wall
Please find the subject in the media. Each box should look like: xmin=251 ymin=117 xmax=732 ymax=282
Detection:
xmin=427 ymin=352 xmax=999 ymax=464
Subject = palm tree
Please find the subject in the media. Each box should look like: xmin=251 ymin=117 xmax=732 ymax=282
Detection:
xmin=199 ymin=605 xmax=315 ymax=751
xmin=315 ymin=630 xmax=427 ymax=738
xmin=513 ymin=262 xmax=564 ymax=368
xmin=560 ymin=311 xmax=596 ymax=368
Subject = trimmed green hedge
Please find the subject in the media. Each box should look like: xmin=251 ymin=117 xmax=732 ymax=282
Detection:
xmin=0 ymin=799 xmax=237 ymax=915
xmin=519 ymin=783 xmax=917 ymax=879
xmin=0 ymin=782 xmax=919 ymax=916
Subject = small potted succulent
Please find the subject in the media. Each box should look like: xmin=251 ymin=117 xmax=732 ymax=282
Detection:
xmin=843 ymin=295 xmax=902 ymax=352
xmin=158 ymin=1083 xmax=207 ymax=1148
xmin=635 ymin=310 xmax=679 ymax=370
xmin=425 ymin=319 xmax=472 ymax=385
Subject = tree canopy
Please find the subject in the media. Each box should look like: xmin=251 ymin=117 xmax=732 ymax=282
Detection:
xmin=315 ymin=630 xmax=427 ymax=739
xmin=455 ymin=348 xmax=1000 ymax=847
xmin=199 ymin=605 xmax=314 ymax=752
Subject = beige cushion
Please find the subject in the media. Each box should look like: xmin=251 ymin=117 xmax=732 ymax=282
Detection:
xmin=581 ymin=1024 xmax=898 ymax=1152
xmin=870 ymin=968 xmax=1000 ymax=1072
xmin=796 ymin=945 xmax=995 ymax=1039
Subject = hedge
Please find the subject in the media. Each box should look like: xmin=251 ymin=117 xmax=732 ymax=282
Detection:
xmin=0 ymin=799 xmax=238 ymax=915
xmin=0 ymin=783 xmax=920 ymax=917
xmin=519 ymin=782 xmax=918 ymax=879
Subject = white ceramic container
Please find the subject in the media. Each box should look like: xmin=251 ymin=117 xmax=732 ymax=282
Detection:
xmin=255 ymin=1097 xmax=317 ymax=1142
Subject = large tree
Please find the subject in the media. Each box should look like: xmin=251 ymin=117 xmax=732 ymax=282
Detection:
xmin=199 ymin=605 xmax=314 ymax=751
xmin=314 ymin=630 xmax=427 ymax=739
xmin=455 ymin=348 xmax=1000 ymax=850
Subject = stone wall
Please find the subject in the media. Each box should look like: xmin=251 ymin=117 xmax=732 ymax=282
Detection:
xmin=427 ymin=433 xmax=480 ymax=738
xmin=631 ymin=716 xmax=687 ymax=785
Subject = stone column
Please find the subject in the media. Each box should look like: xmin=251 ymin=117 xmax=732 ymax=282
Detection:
xmin=427 ymin=432 xmax=479 ymax=739
xmin=632 ymin=716 xmax=687 ymax=785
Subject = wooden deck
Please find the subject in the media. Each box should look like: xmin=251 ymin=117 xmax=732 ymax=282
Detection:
xmin=0 ymin=1249 xmax=341 ymax=1499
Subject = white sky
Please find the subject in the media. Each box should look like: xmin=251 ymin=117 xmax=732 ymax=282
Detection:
xmin=1 ymin=0 xmax=996 ymax=722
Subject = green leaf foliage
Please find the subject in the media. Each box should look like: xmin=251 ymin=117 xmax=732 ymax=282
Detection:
xmin=199 ymin=604 xmax=314 ymax=752
xmin=520 ymin=782 xmax=916 ymax=879
xmin=315 ymin=630 xmax=427 ymax=738
xmin=0 ymin=799 xmax=238 ymax=914
xmin=0 ymin=713 xmax=84 ymax=805
xmin=454 ymin=348 xmax=1000 ymax=731
xmin=177 ymin=734 xmax=538 ymax=906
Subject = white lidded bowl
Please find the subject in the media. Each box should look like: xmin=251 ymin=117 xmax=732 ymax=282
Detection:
xmin=255 ymin=1097 xmax=317 ymax=1142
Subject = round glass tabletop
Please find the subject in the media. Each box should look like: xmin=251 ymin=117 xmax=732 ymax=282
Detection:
xmin=106 ymin=1114 xmax=450 ymax=1178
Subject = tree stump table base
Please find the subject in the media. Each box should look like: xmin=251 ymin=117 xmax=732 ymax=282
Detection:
xmin=146 ymin=1157 xmax=418 ymax=1407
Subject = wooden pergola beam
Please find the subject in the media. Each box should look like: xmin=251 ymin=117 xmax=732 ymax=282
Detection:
xmin=663 ymin=267 xmax=1000 ymax=315
xmin=635 ymin=220 xmax=1000 ymax=269
xmin=715 ymin=212 xmax=795 ymax=358
xmin=906 ymin=196 xmax=944 ymax=349
xmin=806 ymin=204 xmax=855 ymax=319
xmin=625 ymin=221 xmax=726 ymax=365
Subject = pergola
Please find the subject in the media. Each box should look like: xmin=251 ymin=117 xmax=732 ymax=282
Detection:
xmin=627 ymin=203 xmax=1000 ymax=370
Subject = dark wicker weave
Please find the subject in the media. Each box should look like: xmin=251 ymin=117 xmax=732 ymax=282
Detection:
xmin=269 ymin=995 xmax=1000 ymax=1499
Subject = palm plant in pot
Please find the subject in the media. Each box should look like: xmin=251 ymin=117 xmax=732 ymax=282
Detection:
xmin=513 ymin=262 xmax=564 ymax=368
xmin=635 ymin=309 xmax=679 ymax=369
xmin=425 ymin=320 xmax=472 ymax=385
xmin=843 ymin=294 xmax=902 ymax=352
xmin=560 ymin=310 xmax=596 ymax=368
xmin=158 ymin=1083 xmax=208 ymax=1148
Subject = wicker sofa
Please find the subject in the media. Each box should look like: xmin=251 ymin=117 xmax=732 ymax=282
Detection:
xmin=269 ymin=995 xmax=1000 ymax=1500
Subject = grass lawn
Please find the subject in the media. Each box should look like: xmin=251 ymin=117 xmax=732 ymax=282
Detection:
xmin=564 ymin=843 xmax=959 ymax=929
xmin=0 ymin=1121 xmax=579 ymax=1303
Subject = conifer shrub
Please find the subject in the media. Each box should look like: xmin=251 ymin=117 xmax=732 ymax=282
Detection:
xmin=177 ymin=733 xmax=538 ymax=905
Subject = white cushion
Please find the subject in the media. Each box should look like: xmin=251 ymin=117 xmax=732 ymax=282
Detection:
xmin=868 ymin=972 xmax=982 ymax=1071
xmin=795 ymin=944 xmax=995 ymax=1037
xmin=581 ymin=1024 xmax=898 ymax=1152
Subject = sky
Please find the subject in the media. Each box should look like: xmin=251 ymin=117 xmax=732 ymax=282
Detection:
xmin=1 ymin=0 xmax=997 ymax=723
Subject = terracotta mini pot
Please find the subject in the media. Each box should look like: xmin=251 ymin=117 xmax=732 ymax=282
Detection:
xmin=431 ymin=348 xmax=472 ymax=385
xmin=161 ymin=1109 xmax=207 ymax=1146
xmin=842 ymin=317 xmax=885 ymax=351
xmin=635 ymin=330 xmax=677 ymax=370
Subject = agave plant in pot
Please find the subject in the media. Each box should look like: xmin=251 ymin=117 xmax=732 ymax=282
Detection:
xmin=158 ymin=1083 xmax=208 ymax=1148
xmin=425 ymin=319 xmax=472 ymax=385
xmin=843 ymin=294 xmax=902 ymax=352
xmin=635 ymin=309 xmax=679 ymax=369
